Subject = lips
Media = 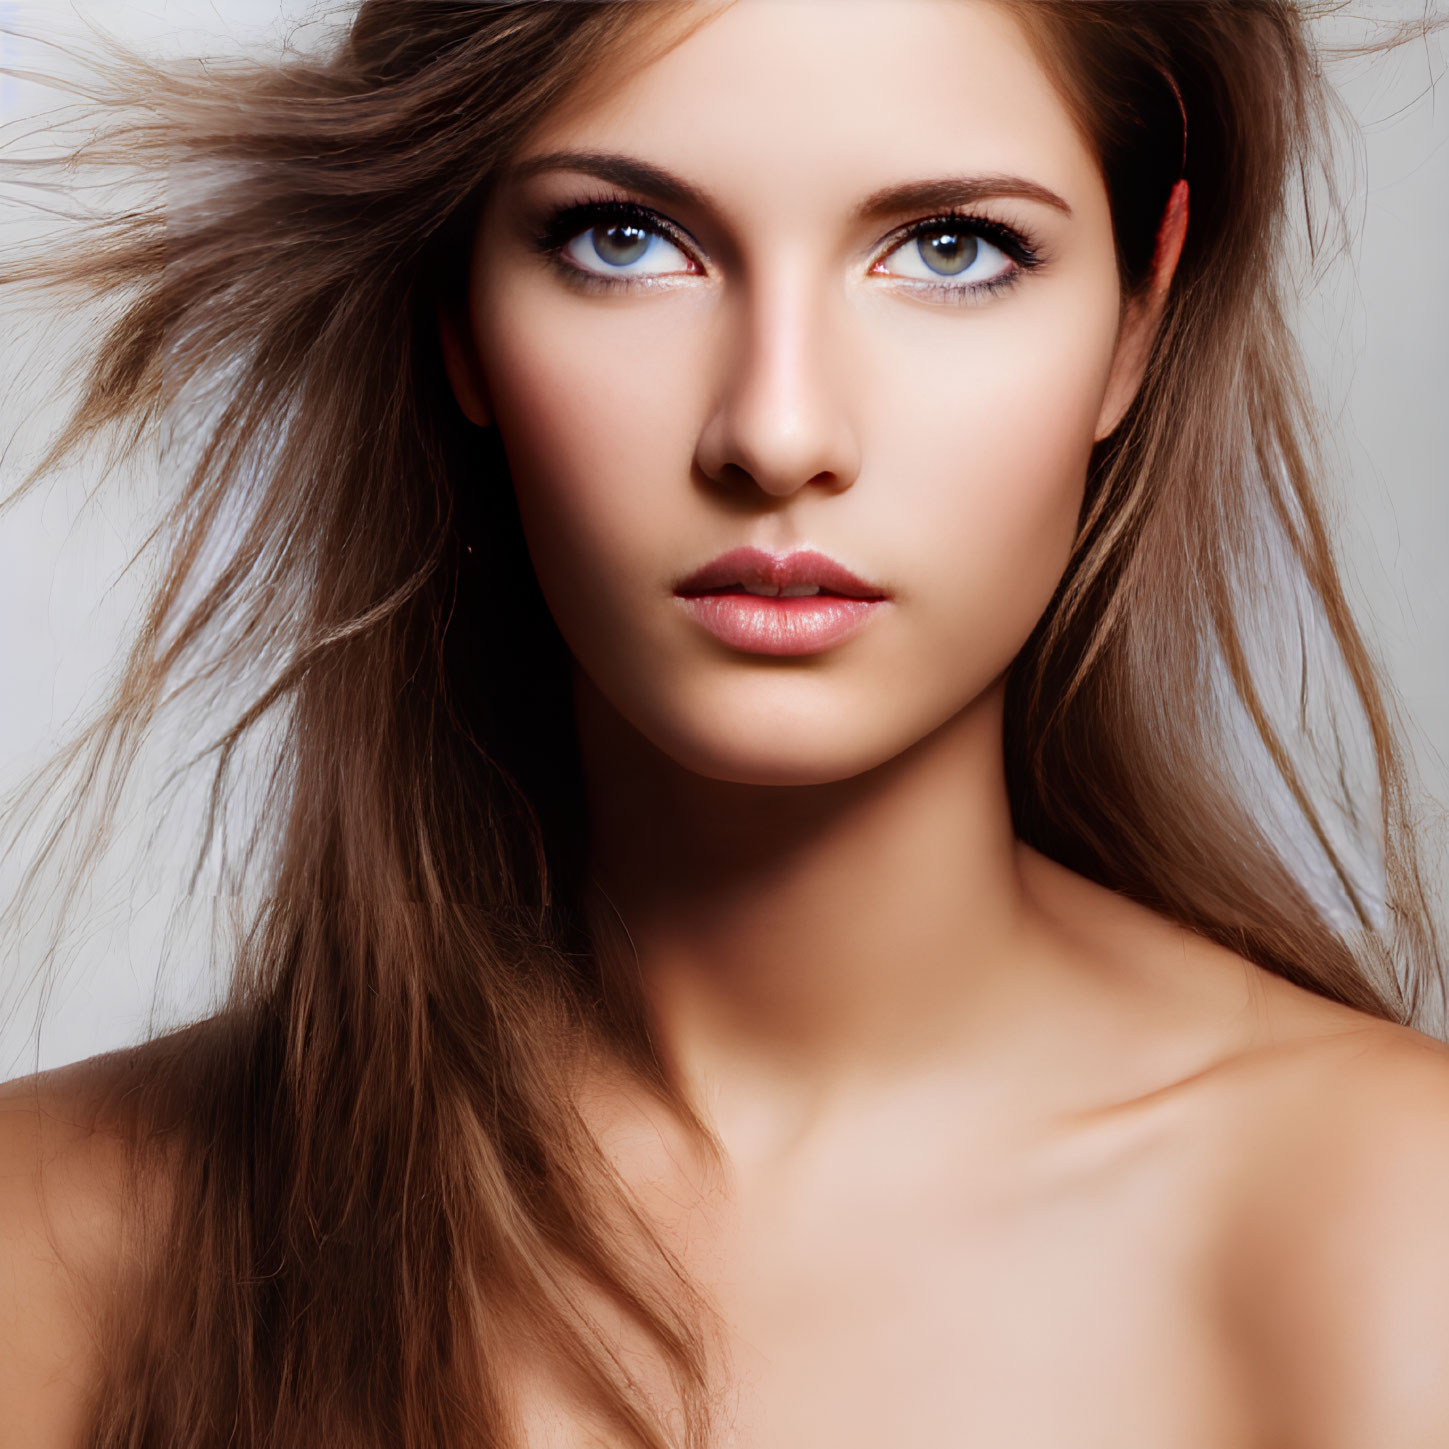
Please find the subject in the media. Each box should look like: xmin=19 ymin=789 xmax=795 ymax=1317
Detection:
xmin=674 ymin=546 xmax=889 ymax=656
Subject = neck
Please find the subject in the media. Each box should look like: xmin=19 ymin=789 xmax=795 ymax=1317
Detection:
xmin=577 ymin=675 xmax=1045 ymax=1122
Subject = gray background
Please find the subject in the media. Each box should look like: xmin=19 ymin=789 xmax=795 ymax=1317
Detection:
xmin=1 ymin=2 xmax=1446 ymax=1073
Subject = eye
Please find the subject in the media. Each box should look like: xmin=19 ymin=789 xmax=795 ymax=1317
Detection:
xmin=549 ymin=205 xmax=697 ymax=280
xmin=872 ymin=217 xmax=1031 ymax=293
xmin=562 ymin=220 xmax=692 ymax=277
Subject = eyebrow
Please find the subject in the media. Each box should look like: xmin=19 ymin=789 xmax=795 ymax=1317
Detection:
xmin=854 ymin=175 xmax=1072 ymax=221
xmin=508 ymin=151 xmax=715 ymax=211
xmin=508 ymin=150 xmax=1073 ymax=222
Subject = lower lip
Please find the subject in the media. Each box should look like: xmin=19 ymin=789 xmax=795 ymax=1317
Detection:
xmin=677 ymin=593 xmax=884 ymax=656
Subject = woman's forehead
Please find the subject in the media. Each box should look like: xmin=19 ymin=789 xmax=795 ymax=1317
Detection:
xmin=517 ymin=0 xmax=1101 ymax=223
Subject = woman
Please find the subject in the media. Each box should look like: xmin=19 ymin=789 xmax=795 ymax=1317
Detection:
xmin=1 ymin=0 xmax=1446 ymax=1444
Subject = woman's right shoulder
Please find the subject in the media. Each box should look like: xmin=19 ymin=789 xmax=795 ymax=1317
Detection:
xmin=0 ymin=1051 xmax=151 ymax=1447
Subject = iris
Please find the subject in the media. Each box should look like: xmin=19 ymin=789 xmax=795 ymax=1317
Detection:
xmin=591 ymin=222 xmax=651 ymax=267
xmin=918 ymin=230 xmax=979 ymax=275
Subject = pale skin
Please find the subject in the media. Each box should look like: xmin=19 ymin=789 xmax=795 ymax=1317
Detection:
xmin=4 ymin=1 xmax=1449 ymax=1445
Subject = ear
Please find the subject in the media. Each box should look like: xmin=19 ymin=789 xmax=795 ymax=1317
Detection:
xmin=438 ymin=300 xmax=494 ymax=428
xmin=1093 ymin=179 xmax=1188 ymax=442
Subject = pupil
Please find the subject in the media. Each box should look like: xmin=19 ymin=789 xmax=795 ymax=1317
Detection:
xmin=920 ymin=231 xmax=978 ymax=276
xmin=593 ymin=223 xmax=650 ymax=267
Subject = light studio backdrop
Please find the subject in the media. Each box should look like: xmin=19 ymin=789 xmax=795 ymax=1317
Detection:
xmin=1 ymin=1 xmax=1446 ymax=1073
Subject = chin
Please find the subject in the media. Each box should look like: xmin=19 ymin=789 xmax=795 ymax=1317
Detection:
xmin=676 ymin=747 xmax=885 ymax=789
xmin=580 ymin=656 xmax=984 ymax=789
xmin=636 ymin=706 xmax=918 ymax=789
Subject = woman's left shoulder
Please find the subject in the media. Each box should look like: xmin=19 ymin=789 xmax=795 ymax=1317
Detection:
xmin=1213 ymin=1004 xmax=1449 ymax=1444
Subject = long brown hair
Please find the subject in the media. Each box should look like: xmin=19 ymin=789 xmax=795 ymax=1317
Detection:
xmin=0 ymin=2 xmax=1441 ymax=1444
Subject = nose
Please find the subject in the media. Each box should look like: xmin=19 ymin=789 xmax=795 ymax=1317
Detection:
xmin=693 ymin=267 xmax=862 ymax=499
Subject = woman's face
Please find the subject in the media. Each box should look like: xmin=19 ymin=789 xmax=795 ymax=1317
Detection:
xmin=450 ymin=0 xmax=1148 ymax=786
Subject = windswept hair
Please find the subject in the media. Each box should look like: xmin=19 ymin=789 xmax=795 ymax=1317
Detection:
xmin=0 ymin=2 xmax=1442 ymax=1445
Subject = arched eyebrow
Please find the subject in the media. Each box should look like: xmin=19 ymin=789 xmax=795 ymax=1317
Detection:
xmin=854 ymin=175 xmax=1072 ymax=221
xmin=508 ymin=151 xmax=716 ymax=211
xmin=508 ymin=150 xmax=1071 ymax=222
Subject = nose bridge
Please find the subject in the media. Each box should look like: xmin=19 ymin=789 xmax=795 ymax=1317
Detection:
xmin=697 ymin=254 xmax=860 ymax=498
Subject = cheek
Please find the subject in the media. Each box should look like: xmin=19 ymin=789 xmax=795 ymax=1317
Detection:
xmin=466 ymin=249 xmax=1124 ymax=784
xmin=470 ymin=280 xmax=707 ymax=622
xmin=862 ymin=287 xmax=1119 ymax=691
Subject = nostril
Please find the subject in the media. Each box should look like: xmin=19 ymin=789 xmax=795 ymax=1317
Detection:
xmin=714 ymin=461 xmax=756 ymax=489
xmin=693 ymin=394 xmax=862 ymax=498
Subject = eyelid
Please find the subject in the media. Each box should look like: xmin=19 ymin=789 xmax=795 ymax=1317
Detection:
xmin=532 ymin=196 xmax=1042 ymax=292
xmin=534 ymin=196 xmax=707 ymax=278
xmin=869 ymin=210 xmax=1041 ymax=273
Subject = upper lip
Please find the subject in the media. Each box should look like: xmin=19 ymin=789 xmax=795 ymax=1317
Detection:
xmin=675 ymin=546 xmax=888 ymax=601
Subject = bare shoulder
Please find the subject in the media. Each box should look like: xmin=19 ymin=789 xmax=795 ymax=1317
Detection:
xmin=1208 ymin=1004 xmax=1449 ymax=1446
xmin=0 ymin=1053 xmax=141 ymax=1447
xmin=1020 ymin=847 xmax=1449 ymax=1440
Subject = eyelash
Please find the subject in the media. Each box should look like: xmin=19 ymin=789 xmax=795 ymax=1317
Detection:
xmin=531 ymin=194 xmax=1044 ymax=302
xmin=876 ymin=211 xmax=1043 ymax=303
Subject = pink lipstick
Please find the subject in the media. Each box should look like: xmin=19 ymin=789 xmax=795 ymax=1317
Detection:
xmin=674 ymin=546 xmax=889 ymax=656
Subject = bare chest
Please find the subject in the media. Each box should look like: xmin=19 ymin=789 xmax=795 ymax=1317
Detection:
xmin=514 ymin=1149 xmax=1259 ymax=1449
xmin=705 ymin=1179 xmax=1250 ymax=1449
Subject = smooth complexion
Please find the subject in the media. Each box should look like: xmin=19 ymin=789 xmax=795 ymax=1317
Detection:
xmin=452 ymin=0 xmax=1132 ymax=790
xmin=441 ymin=2 xmax=1449 ymax=1446
xmin=3 ymin=3 xmax=1449 ymax=1448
